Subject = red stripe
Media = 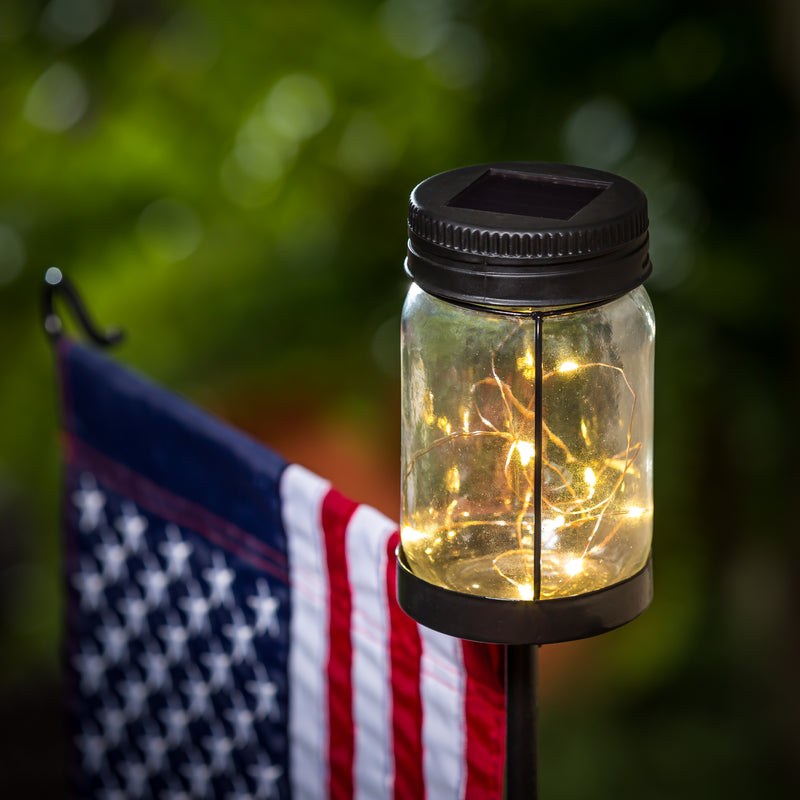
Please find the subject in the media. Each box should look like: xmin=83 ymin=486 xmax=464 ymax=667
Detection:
xmin=63 ymin=433 xmax=289 ymax=581
xmin=322 ymin=489 xmax=359 ymax=800
xmin=386 ymin=531 xmax=425 ymax=800
xmin=68 ymin=433 xmax=288 ymax=566
xmin=462 ymin=641 xmax=506 ymax=800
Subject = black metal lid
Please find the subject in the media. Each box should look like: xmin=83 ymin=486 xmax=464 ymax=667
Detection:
xmin=406 ymin=162 xmax=651 ymax=307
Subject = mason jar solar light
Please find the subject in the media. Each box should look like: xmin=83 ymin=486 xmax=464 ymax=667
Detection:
xmin=396 ymin=163 xmax=655 ymax=798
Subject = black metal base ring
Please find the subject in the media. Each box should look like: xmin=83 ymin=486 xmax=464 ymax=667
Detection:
xmin=396 ymin=546 xmax=653 ymax=644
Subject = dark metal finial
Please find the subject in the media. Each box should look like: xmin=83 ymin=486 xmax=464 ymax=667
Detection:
xmin=41 ymin=267 xmax=124 ymax=347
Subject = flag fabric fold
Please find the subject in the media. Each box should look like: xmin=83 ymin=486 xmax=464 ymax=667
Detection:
xmin=57 ymin=339 xmax=505 ymax=799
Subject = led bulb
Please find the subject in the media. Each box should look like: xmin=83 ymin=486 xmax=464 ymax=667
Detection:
xmin=515 ymin=440 xmax=535 ymax=466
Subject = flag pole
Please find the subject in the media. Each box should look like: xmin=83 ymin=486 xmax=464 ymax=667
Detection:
xmin=505 ymin=643 xmax=539 ymax=800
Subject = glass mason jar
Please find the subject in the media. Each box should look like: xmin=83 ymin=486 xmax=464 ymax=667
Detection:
xmin=400 ymin=162 xmax=655 ymax=606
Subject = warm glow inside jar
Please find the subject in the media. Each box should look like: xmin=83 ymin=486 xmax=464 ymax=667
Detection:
xmin=401 ymin=285 xmax=654 ymax=600
xmin=400 ymin=162 xmax=655 ymax=603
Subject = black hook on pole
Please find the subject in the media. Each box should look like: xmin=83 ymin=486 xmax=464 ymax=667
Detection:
xmin=41 ymin=267 xmax=124 ymax=347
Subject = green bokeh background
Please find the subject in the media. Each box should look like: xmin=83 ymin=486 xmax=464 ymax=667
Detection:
xmin=1 ymin=0 xmax=798 ymax=795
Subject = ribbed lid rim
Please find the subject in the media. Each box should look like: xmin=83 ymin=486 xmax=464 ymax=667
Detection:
xmin=408 ymin=198 xmax=648 ymax=261
xmin=406 ymin=162 xmax=651 ymax=307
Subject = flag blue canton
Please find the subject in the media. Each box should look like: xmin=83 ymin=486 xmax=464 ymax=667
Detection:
xmin=60 ymin=339 xmax=292 ymax=799
xmin=65 ymin=471 xmax=290 ymax=799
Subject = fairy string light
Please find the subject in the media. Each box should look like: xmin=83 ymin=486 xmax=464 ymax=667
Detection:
xmin=403 ymin=317 xmax=645 ymax=600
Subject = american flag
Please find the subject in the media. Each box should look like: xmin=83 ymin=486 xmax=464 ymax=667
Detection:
xmin=57 ymin=338 xmax=506 ymax=799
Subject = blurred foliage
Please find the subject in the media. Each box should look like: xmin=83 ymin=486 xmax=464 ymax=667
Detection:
xmin=0 ymin=0 xmax=798 ymax=794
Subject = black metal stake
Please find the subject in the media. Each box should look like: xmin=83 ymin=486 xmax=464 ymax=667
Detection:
xmin=505 ymin=643 xmax=539 ymax=800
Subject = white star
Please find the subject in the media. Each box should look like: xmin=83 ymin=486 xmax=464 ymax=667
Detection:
xmin=248 ymin=752 xmax=284 ymax=799
xmin=201 ymin=640 xmax=232 ymax=692
xmin=117 ymin=753 xmax=150 ymax=797
xmin=178 ymin=580 xmax=211 ymax=637
xmin=118 ymin=668 xmax=149 ymax=720
xmin=116 ymin=589 xmax=150 ymax=638
xmin=202 ymin=551 xmax=235 ymax=609
xmin=180 ymin=747 xmax=213 ymax=796
xmin=75 ymin=720 xmax=106 ymax=773
xmin=138 ymin=720 xmax=169 ymax=773
xmin=72 ymin=473 xmax=106 ymax=531
xmin=158 ymin=611 xmax=189 ymax=664
xmin=71 ymin=557 xmax=106 ymax=612
xmin=136 ymin=554 xmax=170 ymax=608
xmin=72 ymin=642 xmax=106 ymax=694
xmin=96 ymin=770 xmax=126 ymax=800
xmin=159 ymin=524 xmax=193 ymax=579
xmin=225 ymin=775 xmax=253 ymax=800
xmin=247 ymin=578 xmax=280 ymax=638
xmin=245 ymin=663 xmax=279 ymax=722
xmin=139 ymin=639 xmax=172 ymax=693
xmin=158 ymin=694 xmax=190 ymax=748
xmin=96 ymin=693 xmax=128 ymax=748
xmin=222 ymin=608 xmax=256 ymax=665
xmin=161 ymin=777 xmax=191 ymax=800
xmin=114 ymin=502 xmax=147 ymax=554
xmin=96 ymin=611 xmax=128 ymax=665
xmin=94 ymin=529 xmax=129 ymax=583
xmin=202 ymin=720 xmax=234 ymax=776
xmin=181 ymin=664 xmax=213 ymax=720
xmin=223 ymin=692 xmax=254 ymax=748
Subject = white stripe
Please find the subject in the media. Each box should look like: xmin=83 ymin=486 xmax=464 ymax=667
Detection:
xmin=420 ymin=627 xmax=467 ymax=799
xmin=346 ymin=505 xmax=396 ymax=800
xmin=281 ymin=464 xmax=331 ymax=800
